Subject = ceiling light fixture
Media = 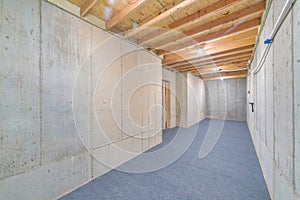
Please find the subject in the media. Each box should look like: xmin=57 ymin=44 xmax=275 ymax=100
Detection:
xmin=197 ymin=46 xmax=204 ymax=54
xmin=212 ymin=67 xmax=219 ymax=72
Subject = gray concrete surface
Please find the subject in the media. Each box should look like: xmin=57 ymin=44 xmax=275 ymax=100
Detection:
xmin=175 ymin=72 xmax=206 ymax=128
xmin=247 ymin=0 xmax=300 ymax=199
xmin=0 ymin=0 xmax=162 ymax=199
xmin=206 ymin=78 xmax=247 ymax=121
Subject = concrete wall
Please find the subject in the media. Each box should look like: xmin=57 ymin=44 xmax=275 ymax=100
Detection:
xmin=175 ymin=72 xmax=206 ymax=127
xmin=176 ymin=72 xmax=188 ymax=127
xmin=162 ymin=68 xmax=177 ymax=128
xmin=206 ymin=78 xmax=247 ymax=121
xmin=0 ymin=0 xmax=162 ymax=199
xmin=247 ymin=0 xmax=300 ymax=199
xmin=187 ymin=73 xmax=206 ymax=126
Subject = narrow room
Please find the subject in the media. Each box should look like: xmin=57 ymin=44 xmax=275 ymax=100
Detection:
xmin=0 ymin=0 xmax=299 ymax=199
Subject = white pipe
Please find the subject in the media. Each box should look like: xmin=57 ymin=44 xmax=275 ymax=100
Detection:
xmin=249 ymin=0 xmax=296 ymax=74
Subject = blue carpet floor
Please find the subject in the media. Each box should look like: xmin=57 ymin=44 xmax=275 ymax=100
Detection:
xmin=61 ymin=119 xmax=271 ymax=200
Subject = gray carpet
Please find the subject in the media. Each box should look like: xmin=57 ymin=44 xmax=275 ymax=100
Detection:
xmin=60 ymin=119 xmax=271 ymax=200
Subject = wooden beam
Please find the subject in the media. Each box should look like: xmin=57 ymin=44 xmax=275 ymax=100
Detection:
xmin=170 ymin=0 xmax=250 ymax=29
xmin=174 ymin=55 xmax=251 ymax=70
xmin=177 ymin=62 xmax=248 ymax=73
xmin=205 ymin=37 xmax=256 ymax=55
xmin=149 ymin=1 xmax=265 ymax=48
xmin=138 ymin=0 xmax=249 ymax=44
xmin=163 ymin=44 xmax=254 ymax=66
xmin=106 ymin=0 xmax=147 ymax=30
xmin=165 ymin=49 xmax=253 ymax=69
xmin=80 ymin=0 xmax=98 ymax=17
xmin=202 ymin=28 xmax=258 ymax=50
xmin=184 ymin=59 xmax=249 ymax=71
xmin=200 ymin=70 xmax=248 ymax=79
xmin=203 ymin=74 xmax=247 ymax=81
xmin=189 ymin=67 xmax=248 ymax=75
xmin=156 ymin=17 xmax=261 ymax=55
xmin=125 ymin=0 xmax=196 ymax=38
xmin=171 ymin=51 xmax=252 ymax=69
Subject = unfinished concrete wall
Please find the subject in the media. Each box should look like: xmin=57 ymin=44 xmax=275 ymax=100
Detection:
xmin=247 ymin=1 xmax=300 ymax=199
xmin=176 ymin=72 xmax=187 ymax=127
xmin=175 ymin=72 xmax=206 ymax=127
xmin=162 ymin=68 xmax=177 ymax=128
xmin=187 ymin=73 xmax=206 ymax=127
xmin=0 ymin=0 xmax=162 ymax=199
xmin=206 ymin=78 xmax=247 ymax=121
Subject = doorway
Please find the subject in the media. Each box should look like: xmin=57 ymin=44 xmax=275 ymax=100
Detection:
xmin=162 ymin=80 xmax=170 ymax=129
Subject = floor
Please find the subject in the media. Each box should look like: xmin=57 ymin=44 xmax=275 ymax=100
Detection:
xmin=60 ymin=119 xmax=271 ymax=200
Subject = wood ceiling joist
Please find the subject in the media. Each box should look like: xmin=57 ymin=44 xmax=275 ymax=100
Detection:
xmin=164 ymin=49 xmax=253 ymax=69
xmin=175 ymin=60 xmax=249 ymax=74
xmin=200 ymin=70 xmax=248 ymax=80
xmin=149 ymin=0 xmax=265 ymax=49
xmin=80 ymin=0 xmax=99 ymax=17
xmin=205 ymin=36 xmax=256 ymax=55
xmin=189 ymin=66 xmax=247 ymax=75
xmin=202 ymin=28 xmax=258 ymax=50
xmin=204 ymin=74 xmax=247 ymax=80
xmin=163 ymin=44 xmax=254 ymax=66
xmin=178 ymin=62 xmax=248 ymax=72
xmin=156 ymin=17 xmax=261 ymax=55
xmin=170 ymin=50 xmax=253 ymax=69
xmin=203 ymin=74 xmax=247 ymax=80
xmin=106 ymin=0 xmax=147 ymax=30
xmin=177 ymin=60 xmax=249 ymax=72
xmin=138 ymin=0 xmax=251 ymax=45
xmin=174 ymin=55 xmax=251 ymax=70
xmin=125 ymin=0 xmax=196 ymax=38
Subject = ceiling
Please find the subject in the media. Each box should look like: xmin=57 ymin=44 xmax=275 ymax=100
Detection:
xmin=67 ymin=0 xmax=266 ymax=80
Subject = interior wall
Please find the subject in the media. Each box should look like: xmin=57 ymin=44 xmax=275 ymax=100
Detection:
xmin=187 ymin=73 xmax=206 ymax=127
xmin=175 ymin=72 xmax=206 ymax=127
xmin=0 ymin=0 xmax=162 ymax=199
xmin=206 ymin=78 xmax=247 ymax=121
xmin=247 ymin=0 xmax=300 ymax=199
xmin=162 ymin=68 xmax=177 ymax=128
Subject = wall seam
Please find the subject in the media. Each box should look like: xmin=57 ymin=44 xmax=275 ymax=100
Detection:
xmin=90 ymin=25 xmax=94 ymax=179
xmin=272 ymin=0 xmax=276 ymax=195
xmin=39 ymin=0 xmax=43 ymax=166
xmin=291 ymin=5 xmax=296 ymax=195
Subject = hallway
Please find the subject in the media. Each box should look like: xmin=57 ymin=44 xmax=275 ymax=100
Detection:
xmin=61 ymin=119 xmax=270 ymax=200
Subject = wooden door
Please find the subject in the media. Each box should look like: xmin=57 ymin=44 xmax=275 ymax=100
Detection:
xmin=162 ymin=81 xmax=170 ymax=129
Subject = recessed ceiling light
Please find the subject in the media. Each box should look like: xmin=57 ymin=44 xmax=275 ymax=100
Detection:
xmin=212 ymin=67 xmax=219 ymax=72
xmin=197 ymin=46 xmax=204 ymax=54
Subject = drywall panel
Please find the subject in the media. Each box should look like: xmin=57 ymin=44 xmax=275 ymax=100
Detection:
xmin=162 ymin=69 xmax=177 ymax=128
xmin=0 ymin=0 xmax=41 ymax=180
xmin=206 ymin=78 xmax=246 ymax=121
